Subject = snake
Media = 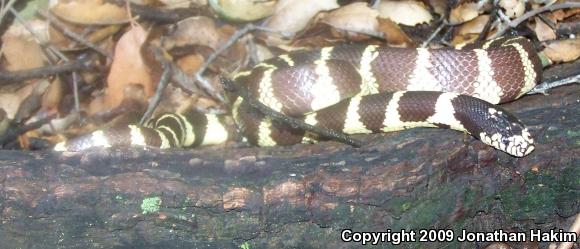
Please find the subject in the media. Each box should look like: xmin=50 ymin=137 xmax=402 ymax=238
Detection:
xmin=54 ymin=36 xmax=542 ymax=157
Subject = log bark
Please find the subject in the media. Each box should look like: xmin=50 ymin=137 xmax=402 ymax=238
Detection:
xmin=0 ymin=65 xmax=578 ymax=248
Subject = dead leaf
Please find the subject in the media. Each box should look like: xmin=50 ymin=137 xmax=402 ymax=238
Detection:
xmin=428 ymin=0 xmax=447 ymax=17
xmin=449 ymin=2 xmax=480 ymax=25
xmin=322 ymin=2 xmax=379 ymax=36
xmin=452 ymin=15 xmax=491 ymax=46
xmin=176 ymin=54 xmax=205 ymax=75
xmin=41 ymin=78 xmax=63 ymax=112
xmin=378 ymin=0 xmax=432 ymax=26
xmin=266 ymin=0 xmax=339 ymax=35
xmin=1 ymin=22 xmax=47 ymax=72
xmin=499 ymin=0 xmax=525 ymax=18
xmin=164 ymin=16 xmax=221 ymax=50
xmin=542 ymin=38 xmax=580 ymax=63
xmin=51 ymin=0 xmax=129 ymax=25
xmin=49 ymin=23 xmax=121 ymax=51
xmin=534 ymin=17 xmax=556 ymax=42
xmin=209 ymin=0 xmax=275 ymax=22
xmin=377 ymin=18 xmax=413 ymax=47
xmin=105 ymin=26 xmax=153 ymax=108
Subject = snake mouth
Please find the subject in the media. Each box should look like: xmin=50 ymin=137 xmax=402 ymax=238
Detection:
xmin=479 ymin=128 xmax=535 ymax=157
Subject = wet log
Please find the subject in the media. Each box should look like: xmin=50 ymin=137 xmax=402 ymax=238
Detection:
xmin=0 ymin=67 xmax=578 ymax=248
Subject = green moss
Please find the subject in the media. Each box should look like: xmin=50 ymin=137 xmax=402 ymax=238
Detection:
xmin=498 ymin=168 xmax=579 ymax=222
xmin=141 ymin=197 xmax=161 ymax=215
xmin=240 ymin=242 xmax=251 ymax=249
xmin=566 ymin=129 xmax=580 ymax=137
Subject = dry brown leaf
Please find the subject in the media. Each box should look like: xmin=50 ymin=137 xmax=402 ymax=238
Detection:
xmin=1 ymin=23 xmax=47 ymax=72
xmin=377 ymin=18 xmax=413 ymax=47
xmin=266 ymin=0 xmax=339 ymax=34
xmin=105 ymin=26 xmax=153 ymax=108
xmin=429 ymin=0 xmax=447 ymax=16
xmin=322 ymin=2 xmax=379 ymax=36
xmin=209 ymin=0 xmax=275 ymax=22
xmin=0 ymin=93 xmax=24 ymax=119
xmin=164 ymin=16 xmax=221 ymax=50
xmin=49 ymin=23 xmax=121 ymax=51
xmin=534 ymin=17 xmax=556 ymax=42
xmin=449 ymin=2 xmax=479 ymax=25
xmin=176 ymin=54 xmax=205 ymax=75
xmin=41 ymin=78 xmax=63 ymax=112
xmin=0 ymin=81 xmax=40 ymax=119
xmin=378 ymin=0 xmax=432 ymax=26
xmin=542 ymin=38 xmax=580 ymax=63
xmin=499 ymin=0 xmax=525 ymax=18
xmin=51 ymin=0 xmax=129 ymax=25
xmin=452 ymin=15 xmax=491 ymax=46
xmin=456 ymin=15 xmax=490 ymax=36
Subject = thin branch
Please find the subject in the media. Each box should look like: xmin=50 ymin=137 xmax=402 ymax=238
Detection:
xmin=194 ymin=23 xmax=294 ymax=103
xmin=221 ymin=77 xmax=362 ymax=148
xmin=527 ymin=74 xmax=579 ymax=95
xmin=38 ymin=11 xmax=113 ymax=59
xmin=0 ymin=0 xmax=17 ymax=24
xmin=0 ymin=113 xmax=57 ymax=147
xmin=490 ymin=2 xmax=580 ymax=39
xmin=421 ymin=21 xmax=446 ymax=48
xmin=0 ymin=58 xmax=94 ymax=85
xmin=139 ymin=48 xmax=172 ymax=125
xmin=474 ymin=5 xmax=499 ymax=46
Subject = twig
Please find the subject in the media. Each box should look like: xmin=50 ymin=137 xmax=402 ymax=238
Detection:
xmin=10 ymin=7 xmax=82 ymax=115
xmin=0 ymin=58 xmax=94 ymax=85
xmin=0 ymin=0 xmax=17 ymax=24
xmin=490 ymin=2 xmax=580 ymax=39
xmin=38 ymin=11 xmax=113 ymax=59
xmin=221 ymin=77 xmax=362 ymax=148
xmin=474 ymin=4 xmax=499 ymax=46
xmin=421 ymin=20 xmax=446 ymax=48
xmin=527 ymin=74 xmax=580 ymax=95
xmin=0 ymin=113 xmax=57 ymax=147
xmin=194 ymin=23 xmax=294 ymax=103
xmin=139 ymin=48 xmax=172 ymax=125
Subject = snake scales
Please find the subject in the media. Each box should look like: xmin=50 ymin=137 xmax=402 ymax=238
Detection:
xmin=55 ymin=36 xmax=542 ymax=157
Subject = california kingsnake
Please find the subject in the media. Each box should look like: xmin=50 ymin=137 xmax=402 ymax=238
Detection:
xmin=55 ymin=36 xmax=542 ymax=157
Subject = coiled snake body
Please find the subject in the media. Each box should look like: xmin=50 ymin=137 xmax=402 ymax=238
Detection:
xmin=55 ymin=37 xmax=542 ymax=157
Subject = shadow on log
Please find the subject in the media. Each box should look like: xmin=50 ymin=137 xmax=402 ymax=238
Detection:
xmin=0 ymin=65 xmax=578 ymax=248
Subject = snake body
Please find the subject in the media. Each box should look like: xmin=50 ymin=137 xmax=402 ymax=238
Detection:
xmin=55 ymin=37 xmax=542 ymax=157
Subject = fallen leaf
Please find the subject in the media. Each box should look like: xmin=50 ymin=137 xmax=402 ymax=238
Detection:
xmin=378 ymin=0 xmax=432 ymax=26
xmin=41 ymin=78 xmax=63 ymax=112
xmin=209 ymin=0 xmax=275 ymax=22
xmin=452 ymin=15 xmax=491 ymax=46
xmin=51 ymin=0 xmax=129 ymax=25
xmin=105 ymin=25 xmax=154 ymax=108
xmin=449 ymin=2 xmax=480 ymax=25
xmin=1 ymin=22 xmax=47 ymax=72
xmin=542 ymin=38 xmax=580 ymax=63
xmin=266 ymin=0 xmax=339 ymax=34
xmin=456 ymin=14 xmax=490 ymax=36
xmin=499 ymin=0 xmax=525 ymax=18
xmin=377 ymin=18 xmax=413 ymax=47
xmin=534 ymin=17 xmax=556 ymax=42
xmin=176 ymin=54 xmax=205 ymax=75
xmin=428 ymin=0 xmax=447 ymax=17
xmin=165 ymin=16 xmax=221 ymax=50
xmin=0 ymin=82 xmax=39 ymax=119
xmin=322 ymin=2 xmax=379 ymax=36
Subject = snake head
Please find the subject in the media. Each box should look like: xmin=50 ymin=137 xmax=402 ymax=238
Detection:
xmin=476 ymin=107 xmax=534 ymax=157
